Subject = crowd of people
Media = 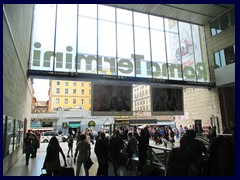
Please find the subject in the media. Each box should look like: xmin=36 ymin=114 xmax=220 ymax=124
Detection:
xmin=23 ymin=124 xmax=235 ymax=176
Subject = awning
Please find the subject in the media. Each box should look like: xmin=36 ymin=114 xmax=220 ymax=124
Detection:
xmin=69 ymin=122 xmax=81 ymax=128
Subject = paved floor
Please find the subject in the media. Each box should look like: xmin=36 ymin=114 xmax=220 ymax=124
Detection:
xmin=5 ymin=139 xmax=179 ymax=176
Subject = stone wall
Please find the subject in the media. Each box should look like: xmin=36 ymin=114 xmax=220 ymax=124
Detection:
xmin=3 ymin=4 xmax=34 ymax=175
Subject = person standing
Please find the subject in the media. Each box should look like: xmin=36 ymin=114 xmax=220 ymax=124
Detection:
xmin=126 ymin=132 xmax=137 ymax=170
xmin=136 ymin=129 xmax=148 ymax=175
xmin=94 ymin=132 xmax=109 ymax=176
xmin=74 ymin=134 xmax=91 ymax=176
xmin=43 ymin=136 xmax=67 ymax=176
xmin=109 ymin=130 xmax=124 ymax=176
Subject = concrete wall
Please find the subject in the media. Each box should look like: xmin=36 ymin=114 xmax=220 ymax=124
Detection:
xmin=3 ymin=4 xmax=34 ymax=175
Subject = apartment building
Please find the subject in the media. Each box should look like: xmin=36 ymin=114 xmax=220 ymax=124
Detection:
xmin=49 ymin=80 xmax=91 ymax=111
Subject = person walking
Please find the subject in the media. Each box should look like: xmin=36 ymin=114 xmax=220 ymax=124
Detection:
xmin=43 ymin=136 xmax=67 ymax=176
xmin=24 ymin=132 xmax=35 ymax=165
xmin=74 ymin=134 xmax=91 ymax=176
xmin=67 ymin=133 xmax=74 ymax=158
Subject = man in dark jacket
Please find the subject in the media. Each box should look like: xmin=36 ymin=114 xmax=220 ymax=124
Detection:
xmin=94 ymin=132 xmax=109 ymax=176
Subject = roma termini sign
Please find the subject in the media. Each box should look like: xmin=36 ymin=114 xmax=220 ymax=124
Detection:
xmin=30 ymin=42 xmax=210 ymax=85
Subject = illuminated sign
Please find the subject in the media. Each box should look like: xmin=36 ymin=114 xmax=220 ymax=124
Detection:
xmin=31 ymin=42 xmax=208 ymax=82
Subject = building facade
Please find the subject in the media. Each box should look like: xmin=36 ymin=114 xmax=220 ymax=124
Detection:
xmin=49 ymin=80 xmax=91 ymax=111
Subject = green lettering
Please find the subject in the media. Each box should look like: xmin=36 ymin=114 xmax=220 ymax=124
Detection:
xmin=183 ymin=66 xmax=196 ymax=80
xmin=168 ymin=63 xmax=182 ymax=78
xmin=104 ymin=57 xmax=116 ymax=74
xmin=65 ymin=46 xmax=73 ymax=69
xmin=77 ymin=54 xmax=97 ymax=71
xmin=118 ymin=59 xmax=133 ymax=74
xmin=196 ymin=62 xmax=207 ymax=81
xmin=33 ymin=42 xmax=41 ymax=66
xmin=147 ymin=62 xmax=161 ymax=77
xmin=55 ymin=52 xmax=63 ymax=68
xmin=133 ymin=54 xmax=144 ymax=75
xmin=43 ymin=51 xmax=54 ymax=67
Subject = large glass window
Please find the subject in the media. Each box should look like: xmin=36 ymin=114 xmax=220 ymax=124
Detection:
xmin=55 ymin=4 xmax=77 ymax=72
xmin=179 ymin=22 xmax=196 ymax=81
xmin=30 ymin=4 xmax=56 ymax=71
xmin=30 ymin=4 xmax=210 ymax=84
xmin=134 ymin=12 xmax=151 ymax=78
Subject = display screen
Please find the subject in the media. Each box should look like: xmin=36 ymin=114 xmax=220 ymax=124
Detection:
xmin=151 ymin=87 xmax=184 ymax=115
xmin=92 ymin=83 xmax=132 ymax=116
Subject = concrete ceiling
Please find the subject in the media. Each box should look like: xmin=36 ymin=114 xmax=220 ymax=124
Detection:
xmin=106 ymin=4 xmax=235 ymax=25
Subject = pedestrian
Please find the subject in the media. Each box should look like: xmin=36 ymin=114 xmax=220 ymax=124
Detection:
xmin=126 ymin=132 xmax=137 ymax=170
xmin=67 ymin=133 xmax=74 ymax=158
xmin=43 ymin=136 xmax=67 ymax=176
xmin=109 ymin=130 xmax=124 ymax=176
xmin=136 ymin=129 xmax=148 ymax=175
xmin=74 ymin=134 xmax=91 ymax=176
xmin=94 ymin=132 xmax=109 ymax=176
xmin=24 ymin=133 xmax=35 ymax=165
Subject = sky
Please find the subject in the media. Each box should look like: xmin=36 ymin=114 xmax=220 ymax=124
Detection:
xmin=33 ymin=79 xmax=50 ymax=101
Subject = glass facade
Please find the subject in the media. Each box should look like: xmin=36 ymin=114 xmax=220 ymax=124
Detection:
xmin=30 ymin=4 xmax=210 ymax=83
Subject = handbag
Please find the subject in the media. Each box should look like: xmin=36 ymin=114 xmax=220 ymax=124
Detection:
xmin=84 ymin=158 xmax=94 ymax=170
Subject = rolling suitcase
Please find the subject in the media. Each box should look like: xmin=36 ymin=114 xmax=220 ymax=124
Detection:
xmin=58 ymin=166 xmax=75 ymax=176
